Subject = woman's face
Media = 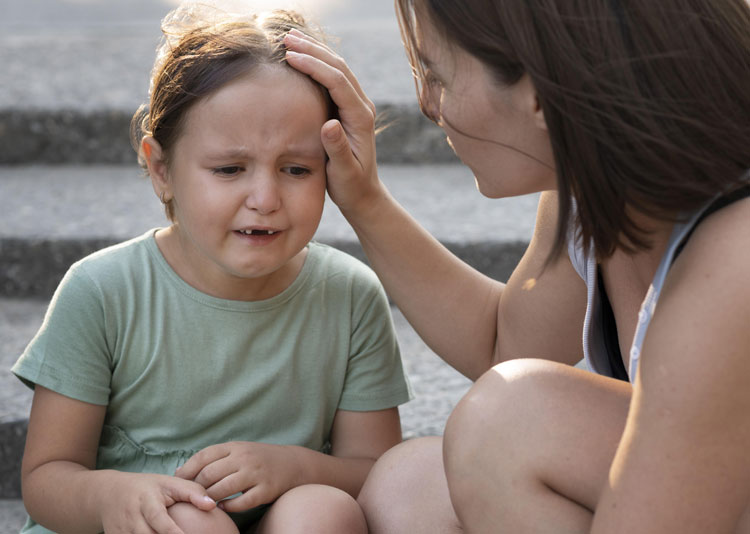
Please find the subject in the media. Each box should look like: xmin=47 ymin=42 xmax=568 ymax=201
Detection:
xmin=414 ymin=11 xmax=557 ymax=198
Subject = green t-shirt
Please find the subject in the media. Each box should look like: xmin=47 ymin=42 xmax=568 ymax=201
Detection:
xmin=12 ymin=230 xmax=412 ymax=532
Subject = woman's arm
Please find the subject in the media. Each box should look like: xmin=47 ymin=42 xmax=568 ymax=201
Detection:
xmin=285 ymin=33 xmax=586 ymax=380
xmin=22 ymin=386 xmax=214 ymax=533
xmin=592 ymin=200 xmax=750 ymax=533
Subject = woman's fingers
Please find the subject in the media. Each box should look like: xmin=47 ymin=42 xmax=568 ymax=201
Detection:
xmin=321 ymin=119 xmax=363 ymax=173
xmin=284 ymin=30 xmax=375 ymax=114
xmin=285 ymin=50 xmax=375 ymax=131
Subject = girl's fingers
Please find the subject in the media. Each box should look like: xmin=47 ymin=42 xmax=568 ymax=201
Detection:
xmin=142 ymin=502 xmax=184 ymax=534
xmin=163 ymin=479 xmax=216 ymax=511
xmin=283 ymin=31 xmax=375 ymax=114
xmin=175 ymin=444 xmax=229 ymax=480
xmin=204 ymin=470 xmax=246 ymax=502
xmin=218 ymin=486 xmax=264 ymax=513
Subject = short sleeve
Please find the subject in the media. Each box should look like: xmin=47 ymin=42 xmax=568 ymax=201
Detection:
xmin=11 ymin=264 xmax=113 ymax=405
xmin=337 ymin=282 xmax=413 ymax=412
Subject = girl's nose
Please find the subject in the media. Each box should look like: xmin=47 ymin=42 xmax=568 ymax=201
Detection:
xmin=245 ymin=173 xmax=281 ymax=215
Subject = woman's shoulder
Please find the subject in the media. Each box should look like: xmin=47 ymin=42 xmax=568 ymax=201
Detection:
xmin=675 ymin=193 xmax=750 ymax=273
xmin=660 ymin=194 xmax=750 ymax=324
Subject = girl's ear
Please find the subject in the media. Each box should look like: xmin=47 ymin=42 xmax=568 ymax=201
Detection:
xmin=142 ymin=137 xmax=171 ymax=201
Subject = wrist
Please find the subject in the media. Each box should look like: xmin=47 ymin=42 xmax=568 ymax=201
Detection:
xmin=339 ymin=181 xmax=394 ymax=232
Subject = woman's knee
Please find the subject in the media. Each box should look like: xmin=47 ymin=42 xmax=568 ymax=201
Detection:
xmin=168 ymin=502 xmax=239 ymax=534
xmin=443 ymin=360 xmax=573 ymax=494
xmin=445 ymin=359 xmax=560 ymax=449
xmin=257 ymin=484 xmax=366 ymax=534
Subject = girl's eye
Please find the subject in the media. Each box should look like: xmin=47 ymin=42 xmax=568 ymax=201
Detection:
xmin=213 ymin=166 xmax=243 ymax=176
xmin=282 ymin=166 xmax=311 ymax=177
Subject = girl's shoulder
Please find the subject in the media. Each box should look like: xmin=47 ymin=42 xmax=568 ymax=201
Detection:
xmin=70 ymin=230 xmax=158 ymax=274
xmin=307 ymin=241 xmax=382 ymax=285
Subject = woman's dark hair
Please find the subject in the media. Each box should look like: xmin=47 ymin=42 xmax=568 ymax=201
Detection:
xmin=397 ymin=0 xmax=750 ymax=259
xmin=131 ymin=4 xmax=334 ymax=221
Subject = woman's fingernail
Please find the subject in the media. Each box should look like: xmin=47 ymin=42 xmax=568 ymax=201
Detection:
xmin=285 ymin=33 xmax=301 ymax=44
xmin=203 ymin=496 xmax=215 ymax=504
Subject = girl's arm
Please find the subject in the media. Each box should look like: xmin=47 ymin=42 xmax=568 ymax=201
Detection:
xmin=284 ymin=33 xmax=586 ymax=380
xmin=592 ymin=200 xmax=750 ymax=533
xmin=175 ymin=408 xmax=401 ymax=512
xmin=22 ymin=386 xmax=215 ymax=534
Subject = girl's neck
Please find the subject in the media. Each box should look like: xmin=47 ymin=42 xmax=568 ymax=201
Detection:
xmin=154 ymin=226 xmax=307 ymax=302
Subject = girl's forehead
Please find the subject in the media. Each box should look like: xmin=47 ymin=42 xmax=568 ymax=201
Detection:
xmin=175 ymin=66 xmax=328 ymax=149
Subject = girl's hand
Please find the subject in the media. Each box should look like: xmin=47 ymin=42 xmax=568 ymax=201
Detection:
xmin=283 ymin=29 xmax=386 ymax=217
xmin=100 ymin=471 xmax=216 ymax=534
xmin=175 ymin=441 xmax=302 ymax=513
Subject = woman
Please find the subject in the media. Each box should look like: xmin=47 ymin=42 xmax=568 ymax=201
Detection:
xmin=284 ymin=0 xmax=750 ymax=531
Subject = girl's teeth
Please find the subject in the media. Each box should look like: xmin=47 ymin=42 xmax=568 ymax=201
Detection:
xmin=240 ymin=230 xmax=276 ymax=235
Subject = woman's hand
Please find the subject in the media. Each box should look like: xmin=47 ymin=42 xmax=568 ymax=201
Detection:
xmin=283 ymin=29 xmax=385 ymax=217
xmin=175 ymin=442 xmax=304 ymax=513
xmin=99 ymin=471 xmax=216 ymax=534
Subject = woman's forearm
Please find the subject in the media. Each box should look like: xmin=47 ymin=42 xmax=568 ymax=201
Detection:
xmin=343 ymin=185 xmax=504 ymax=379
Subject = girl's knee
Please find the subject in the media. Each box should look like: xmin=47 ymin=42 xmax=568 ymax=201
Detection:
xmin=168 ymin=502 xmax=239 ymax=534
xmin=258 ymin=484 xmax=366 ymax=534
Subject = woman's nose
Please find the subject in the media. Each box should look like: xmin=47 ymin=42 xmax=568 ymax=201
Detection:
xmin=245 ymin=173 xmax=281 ymax=215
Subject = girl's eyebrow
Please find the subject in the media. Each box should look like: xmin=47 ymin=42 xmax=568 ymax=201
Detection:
xmin=207 ymin=147 xmax=250 ymax=161
xmin=206 ymin=145 xmax=325 ymax=161
xmin=283 ymin=146 xmax=326 ymax=159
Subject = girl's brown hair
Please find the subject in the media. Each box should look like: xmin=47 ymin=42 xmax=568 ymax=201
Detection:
xmin=397 ymin=0 xmax=750 ymax=259
xmin=131 ymin=4 xmax=333 ymax=220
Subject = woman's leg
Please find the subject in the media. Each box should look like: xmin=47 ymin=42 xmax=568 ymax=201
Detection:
xmin=168 ymin=502 xmax=240 ymax=534
xmin=443 ymin=358 xmax=631 ymax=533
xmin=358 ymin=436 xmax=462 ymax=534
xmin=254 ymin=484 xmax=367 ymax=534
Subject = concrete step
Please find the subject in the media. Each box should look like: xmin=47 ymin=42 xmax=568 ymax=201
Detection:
xmin=0 ymin=298 xmax=472 ymax=500
xmin=0 ymin=499 xmax=26 ymax=534
xmin=0 ymin=0 xmax=455 ymax=165
xmin=0 ymin=164 xmax=539 ymax=299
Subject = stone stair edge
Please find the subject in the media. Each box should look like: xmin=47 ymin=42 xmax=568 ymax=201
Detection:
xmin=0 ymin=236 xmax=527 ymax=299
xmin=0 ymin=103 xmax=458 ymax=165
